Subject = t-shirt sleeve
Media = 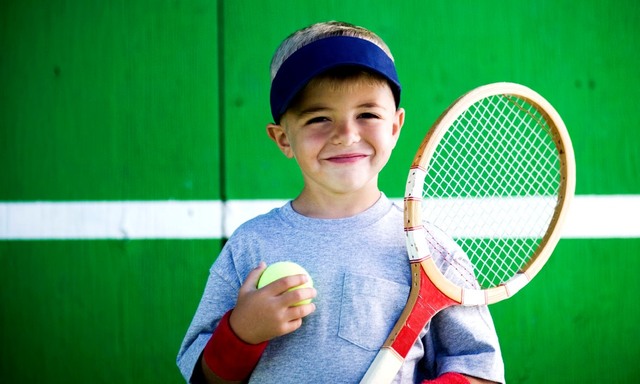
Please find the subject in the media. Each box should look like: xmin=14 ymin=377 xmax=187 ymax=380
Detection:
xmin=423 ymin=304 xmax=505 ymax=383
xmin=176 ymin=244 xmax=246 ymax=382
xmin=421 ymin=225 xmax=505 ymax=383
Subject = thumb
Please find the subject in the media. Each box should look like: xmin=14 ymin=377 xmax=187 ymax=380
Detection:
xmin=244 ymin=261 xmax=267 ymax=289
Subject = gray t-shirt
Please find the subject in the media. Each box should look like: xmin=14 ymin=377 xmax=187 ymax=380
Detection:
xmin=177 ymin=195 xmax=505 ymax=383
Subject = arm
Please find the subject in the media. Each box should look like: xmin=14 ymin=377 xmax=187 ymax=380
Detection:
xmin=199 ymin=263 xmax=317 ymax=383
xmin=463 ymin=375 xmax=498 ymax=384
xmin=422 ymin=372 xmax=498 ymax=384
xmin=199 ymin=310 xmax=268 ymax=383
xmin=421 ymin=304 xmax=505 ymax=383
xmin=422 ymin=231 xmax=504 ymax=383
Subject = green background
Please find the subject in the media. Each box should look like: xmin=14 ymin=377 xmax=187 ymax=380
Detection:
xmin=2 ymin=1 xmax=639 ymax=382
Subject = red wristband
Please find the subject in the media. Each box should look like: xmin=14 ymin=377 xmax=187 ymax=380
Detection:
xmin=202 ymin=310 xmax=268 ymax=381
xmin=422 ymin=372 xmax=471 ymax=384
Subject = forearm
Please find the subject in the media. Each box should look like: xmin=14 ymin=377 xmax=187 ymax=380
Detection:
xmin=201 ymin=359 xmax=242 ymax=384
xmin=199 ymin=310 xmax=268 ymax=384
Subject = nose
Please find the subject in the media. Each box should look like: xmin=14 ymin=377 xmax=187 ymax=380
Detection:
xmin=331 ymin=119 xmax=360 ymax=146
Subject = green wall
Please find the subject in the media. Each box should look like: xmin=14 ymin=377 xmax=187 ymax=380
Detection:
xmin=2 ymin=1 xmax=639 ymax=383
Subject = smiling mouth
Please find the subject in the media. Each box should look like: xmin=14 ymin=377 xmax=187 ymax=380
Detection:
xmin=325 ymin=153 xmax=368 ymax=163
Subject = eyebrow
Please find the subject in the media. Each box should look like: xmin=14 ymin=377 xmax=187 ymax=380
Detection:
xmin=296 ymin=105 xmax=330 ymax=116
xmin=296 ymin=101 xmax=386 ymax=116
xmin=357 ymin=102 xmax=386 ymax=109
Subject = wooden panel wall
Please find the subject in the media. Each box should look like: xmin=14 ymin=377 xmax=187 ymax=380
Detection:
xmin=1 ymin=1 xmax=639 ymax=382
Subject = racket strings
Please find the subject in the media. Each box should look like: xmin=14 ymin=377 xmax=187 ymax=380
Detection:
xmin=424 ymin=226 xmax=478 ymax=287
xmin=422 ymin=94 xmax=561 ymax=289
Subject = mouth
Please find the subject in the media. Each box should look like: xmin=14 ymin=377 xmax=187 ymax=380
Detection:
xmin=324 ymin=153 xmax=369 ymax=164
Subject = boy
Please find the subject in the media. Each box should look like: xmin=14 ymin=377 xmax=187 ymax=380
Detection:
xmin=177 ymin=21 xmax=504 ymax=384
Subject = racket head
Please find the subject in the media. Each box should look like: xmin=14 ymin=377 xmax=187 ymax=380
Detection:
xmin=404 ymin=82 xmax=576 ymax=306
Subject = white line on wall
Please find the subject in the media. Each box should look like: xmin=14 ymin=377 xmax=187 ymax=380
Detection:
xmin=0 ymin=201 xmax=223 ymax=240
xmin=0 ymin=195 xmax=638 ymax=240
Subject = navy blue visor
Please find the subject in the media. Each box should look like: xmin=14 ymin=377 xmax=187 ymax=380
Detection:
xmin=269 ymin=35 xmax=401 ymax=124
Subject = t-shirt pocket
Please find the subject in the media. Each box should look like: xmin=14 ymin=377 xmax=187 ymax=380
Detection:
xmin=338 ymin=272 xmax=410 ymax=351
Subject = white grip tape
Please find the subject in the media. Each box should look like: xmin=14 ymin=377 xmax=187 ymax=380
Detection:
xmin=504 ymin=273 xmax=530 ymax=297
xmin=405 ymin=167 xmax=427 ymax=198
xmin=461 ymin=288 xmax=486 ymax=306
xmin=405 ymin=228 xmax=431 ymax=262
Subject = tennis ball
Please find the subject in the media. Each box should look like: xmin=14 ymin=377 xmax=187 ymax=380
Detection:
xmin=257 ymin=261 xmax=313 ymax=306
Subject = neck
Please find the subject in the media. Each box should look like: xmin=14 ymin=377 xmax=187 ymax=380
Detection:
xmin=292 ymin=187 xmax=382 ymax=219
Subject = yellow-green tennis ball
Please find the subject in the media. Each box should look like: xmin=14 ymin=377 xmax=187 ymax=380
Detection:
xmin=257 ymin=261 xmax=313 ymax=306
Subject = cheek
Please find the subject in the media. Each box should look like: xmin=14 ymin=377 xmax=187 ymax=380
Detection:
xmin=369 ymin=132 xmax=399 ymax=167
xmin=293 ymin=130 xmax=328 ymax=151
xmin=288 ymin=135 xmax=321 ymax=162
xmin=372 ymin=129 xmax=399 ymax=152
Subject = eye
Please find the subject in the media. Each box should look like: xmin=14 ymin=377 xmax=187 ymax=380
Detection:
xmin=305 ymin=116 xmax=330 ymax=125
xmin=358 ymin=112 xmax=380 ymax=119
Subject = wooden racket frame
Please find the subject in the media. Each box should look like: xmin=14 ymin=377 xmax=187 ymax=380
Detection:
xmin=360 ymin=82 xmax=575 ymax=383
xmin=405 ymin=82 xmax=575 ymax=305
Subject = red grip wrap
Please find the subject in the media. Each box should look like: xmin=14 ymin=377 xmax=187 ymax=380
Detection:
xmin=202 ymin=310 xmax=268 ymax=381
xmin=422 ymin=372 xmax=471 ymax=384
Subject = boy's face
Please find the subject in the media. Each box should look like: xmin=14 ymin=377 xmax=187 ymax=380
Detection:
xmin=267 ymin=76 xmax=404 ymax=198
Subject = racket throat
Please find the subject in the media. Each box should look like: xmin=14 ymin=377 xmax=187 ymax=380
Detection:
xmin=387 ymin=263 xmax=457 ymax=359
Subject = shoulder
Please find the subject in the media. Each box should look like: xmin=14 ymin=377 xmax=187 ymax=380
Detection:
xmin=218 ymin=202 xmax=297 ymax=273
xmin=228 ymin=202 xmax=293 ymax=238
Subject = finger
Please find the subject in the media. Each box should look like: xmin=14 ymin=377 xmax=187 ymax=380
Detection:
xmin=242 ymin=262 xmax=267 ymax=292
xmin=283 ymin=318 xmax=303 ymax=334
xmin=266 ymin=274 xmax=311 ymax=294
xmin=286 ymin=301 xmax=316 ymax=321
xmin=281 ymin=286 xmax=317 ymax=307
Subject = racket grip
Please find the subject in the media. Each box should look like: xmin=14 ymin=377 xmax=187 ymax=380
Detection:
xmin=360 ymin=348 xmax=404 ymax=384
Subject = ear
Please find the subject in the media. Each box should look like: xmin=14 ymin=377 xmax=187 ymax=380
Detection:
xmin=391 ymin=107 xmax=405 ymax=143
xmin=266 ymin=123 xmax=294 ymax=158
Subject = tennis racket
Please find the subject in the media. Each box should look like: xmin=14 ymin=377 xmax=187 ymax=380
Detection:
xmin=360 ymin=82 xmax=576 ymax=383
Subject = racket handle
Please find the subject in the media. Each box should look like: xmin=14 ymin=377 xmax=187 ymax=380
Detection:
xmin=360 ymin=348 xmax=403 ymax=384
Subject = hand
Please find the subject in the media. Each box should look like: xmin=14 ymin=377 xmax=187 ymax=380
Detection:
xmin=229 ymin=262 xmax=317 ymax=345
